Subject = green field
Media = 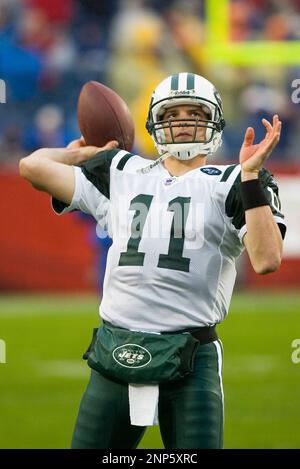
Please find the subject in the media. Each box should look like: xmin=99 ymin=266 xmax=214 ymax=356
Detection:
xmin=0 ymin=291 xmax=299 ymax=449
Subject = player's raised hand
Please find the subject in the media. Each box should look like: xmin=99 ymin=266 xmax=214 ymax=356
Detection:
xmin=239 ymin=115 xmax=281 ymax=178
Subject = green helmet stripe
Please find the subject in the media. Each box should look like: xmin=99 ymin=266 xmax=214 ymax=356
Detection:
xmin=171 ymin=74 xmax=179 ymax=90
xmin=186 ymin=73 xmax=195 ymax=90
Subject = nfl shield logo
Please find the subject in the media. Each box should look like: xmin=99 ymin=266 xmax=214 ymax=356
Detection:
xmin=163 ymin=177 xmax=177 ymax=186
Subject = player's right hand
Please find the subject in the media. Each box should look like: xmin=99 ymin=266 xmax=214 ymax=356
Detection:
xmin=67 ymin=136 xmax=87 ymax=149
xmin=66 ymin=139 xmax=119 ymax=165
xmin=67 ymin=137 xmax=118 ymax=151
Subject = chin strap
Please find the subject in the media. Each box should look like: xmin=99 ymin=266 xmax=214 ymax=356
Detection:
xmin=136 ymin=151 xmax=169 ymax=175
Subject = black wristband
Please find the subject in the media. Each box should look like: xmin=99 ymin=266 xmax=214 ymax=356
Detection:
xmin=240 ymin=179 xmax=270 ymax=211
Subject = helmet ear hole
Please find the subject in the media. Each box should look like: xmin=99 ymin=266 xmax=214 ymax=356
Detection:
xmin=146 ymin=120 xmax=153 ymax=134
xmin=220 ymin=118 xmax=226 ymax=130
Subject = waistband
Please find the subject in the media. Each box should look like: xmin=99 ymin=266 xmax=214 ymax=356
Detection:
xmin=161 ymin=325 xmax=218 ymax=345
xmin=102 ymin=320 xmax=218 ymax=345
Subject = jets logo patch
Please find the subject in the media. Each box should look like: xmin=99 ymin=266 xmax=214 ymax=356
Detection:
xmin=113 ymin=344 xmax=152 ymax=368
xmin=200 ymin=167 xmax=222 ymax=176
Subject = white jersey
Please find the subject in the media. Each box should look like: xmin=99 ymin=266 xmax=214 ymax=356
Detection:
xmin=52 ymin=149 xmax=286 ymax=332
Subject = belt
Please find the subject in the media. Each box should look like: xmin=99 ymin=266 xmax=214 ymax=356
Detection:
xmin=189 ymin=326 xmax=218 ymax=344
xmin=161 ymin=325 xmax=218 ymax=345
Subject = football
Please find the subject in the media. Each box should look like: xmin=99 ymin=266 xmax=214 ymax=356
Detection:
xmin=77 ymin=81 xmax=135 ymax=151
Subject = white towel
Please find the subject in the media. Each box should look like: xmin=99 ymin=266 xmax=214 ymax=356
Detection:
xmin=128 ymin=384 xmax=159 ymax=426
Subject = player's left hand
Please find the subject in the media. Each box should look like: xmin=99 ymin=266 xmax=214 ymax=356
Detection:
xmin=239 ymin=114 xmax=282 ymax=176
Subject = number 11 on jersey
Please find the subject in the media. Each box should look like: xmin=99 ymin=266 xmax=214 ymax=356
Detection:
xmin=118 ymin=194 xmax=192 ymax=272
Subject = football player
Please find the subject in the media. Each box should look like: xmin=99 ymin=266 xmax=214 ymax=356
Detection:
xmin=19 ymin=73 xmax=286 ymax=449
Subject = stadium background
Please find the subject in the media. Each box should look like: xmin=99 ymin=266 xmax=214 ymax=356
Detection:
xmin=0 ymin=0 xmax=300 ymax=448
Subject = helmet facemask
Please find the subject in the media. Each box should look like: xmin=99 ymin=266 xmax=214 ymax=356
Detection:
xmin=146 ymin=74 xmax=225 ymax=160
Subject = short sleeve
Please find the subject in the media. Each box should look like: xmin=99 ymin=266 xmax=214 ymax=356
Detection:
xmin=51 ymin=166 xmax=110 ymax=228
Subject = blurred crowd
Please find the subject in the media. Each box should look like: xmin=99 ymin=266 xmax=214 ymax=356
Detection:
xmin=230 ymin=0 xmax=300 ymax=41
xmin=0 ymin=0 xmax=300 ymax=167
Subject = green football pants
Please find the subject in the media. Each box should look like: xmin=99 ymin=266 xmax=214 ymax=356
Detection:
xmin=71 ymin=340 xmax=224 ymax=449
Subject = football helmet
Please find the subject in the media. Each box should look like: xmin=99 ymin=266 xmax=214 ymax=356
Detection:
xmin=146 ymin=73 xmax=225 ymax=160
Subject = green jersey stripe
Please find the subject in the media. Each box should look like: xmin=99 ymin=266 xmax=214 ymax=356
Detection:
xmin=220 ymin=165 xmax=237 ymax=182
xmin=116 ymin=153 xmax=133 ymax=171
